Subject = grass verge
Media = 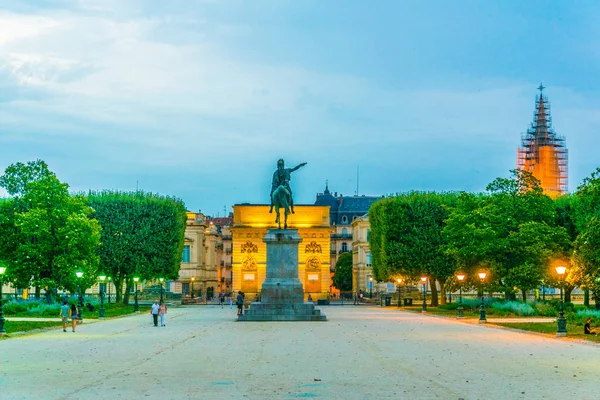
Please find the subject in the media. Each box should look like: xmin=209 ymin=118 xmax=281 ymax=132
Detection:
xmin=1 ymin=321 xmax=63 ymax=337
xmin=493 ymin=322 xmax=600 ymax=343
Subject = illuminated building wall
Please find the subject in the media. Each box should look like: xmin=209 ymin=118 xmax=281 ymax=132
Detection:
xmin=230 ymin=205 xmax=332 ymax=301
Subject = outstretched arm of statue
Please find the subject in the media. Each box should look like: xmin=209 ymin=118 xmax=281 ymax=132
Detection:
xmin=291 ymin=162 xmax=307 ymax=172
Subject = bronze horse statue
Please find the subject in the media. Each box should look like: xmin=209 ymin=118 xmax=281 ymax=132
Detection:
xmin=272 ymin=185 xmax=292 ymax=229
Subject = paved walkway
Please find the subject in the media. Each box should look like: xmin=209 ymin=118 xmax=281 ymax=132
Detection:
xmin=0 ymin=306 xmax=598 ymax=399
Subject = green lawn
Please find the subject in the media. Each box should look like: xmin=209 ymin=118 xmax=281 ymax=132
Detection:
xmin=493 ymin=322 xmax=600 ymax=342
xmin=82 ymin=303 xmax=152 ymax=319
xmin=1 ymin=321 xmax=63 ymax=337
xmin=9 ymin=303 xmax=152 ymax=319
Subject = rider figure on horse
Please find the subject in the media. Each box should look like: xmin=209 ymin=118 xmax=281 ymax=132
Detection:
xmin=269 ymin=159 xmax=307 ymax=214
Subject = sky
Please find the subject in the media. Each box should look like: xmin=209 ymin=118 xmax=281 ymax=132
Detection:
xmin=1 ymin=0 xmax=600 ymax=216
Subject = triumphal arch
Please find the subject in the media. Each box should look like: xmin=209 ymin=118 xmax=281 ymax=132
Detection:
xmin=230 ymin=204 xmax=332 ymax=301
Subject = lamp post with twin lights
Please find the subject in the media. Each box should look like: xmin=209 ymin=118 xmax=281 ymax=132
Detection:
xmin=0 ymin=266 xmax=6 ymax=335
xmin=555 ymin=265 xmax=567 ymax=337
xmin=420 ymin=276 xmax=428 ymax=312
xmin=159 ymin=278 xmax=164 ymax=303
xmin=369 ymin=277 xmax=374 ymax=299
xmin=478 ymin=271 xmax=487 ymax=323
xmin=397 ymin=278 xmax=402 ymax=307
xmin=456 ymin=273 xmax=465 ymax=318
xmin=98 ymin=274 xmax=106 ymax=318
xmin=76 ymin=271 xmax=84 ymax=322
xmin=191 ymin=276 xmax=196 ymax=298
xmin=133 ymin=276 xmax=140 ymax=312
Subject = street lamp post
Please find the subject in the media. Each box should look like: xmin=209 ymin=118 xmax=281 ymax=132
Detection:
xmin=0 ymin=266 xmax=6 ymax=335
xmin=133 ymin=276 xmax=140 ymax=312
xmin=369 ymin=277 xmax=373 ymax=299
xmin=191 ymin=277 xmax=195 ymax=299
xmin=159 ymin=278 xmax=164 ymax=303
xmin=98 ymin=275 xmax=106 ymax=318
xmin=555 ymin=266 xmax=567 ymax=337
xmin=76 ymin=271 xmax=84 ymax=322
xmin=107 ymin=277 xmax=111 ymax=304
xmin=420 ymin=276 xmax=428 ymax=312
xmin=478 ymin=271 xmax=487 ymax=323
xmin=397 ymin=278 xmax=402 ymax=307
xmin=456 ymin=273 xmax=465 ymax=318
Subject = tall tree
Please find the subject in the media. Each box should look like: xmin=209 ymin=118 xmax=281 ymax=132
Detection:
xmin=369 ymin=192 xmax=457 ymax=306
xmin=87 ymin=191 xmax=187 ymax=303
xmin=0 ymin=160 xmax=101 ymax=302
xmin=445 ymin=170 xmax=567 ymax=300
xmin=573 ymin=167 xmax=600 ymax=307
xmin=332 ymin=252 xmax=353 ymax=292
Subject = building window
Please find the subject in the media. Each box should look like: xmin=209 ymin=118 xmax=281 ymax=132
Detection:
xmin=352 ymin=216 xmax=357 ymax=221
xmin=342 ymin=228 xmax=347 ymax=236
xmin=182 ymin=245 xmax=191 ymax=263
xmin=366 ymin=252 xmax=372 ymax=267
xmin=341 ymin=242 xmax=348 ymax=253
xmin=342 ymin=215 xmax=348 ymax=223
xmin=182 ymin=283 xmax=190 ymax=294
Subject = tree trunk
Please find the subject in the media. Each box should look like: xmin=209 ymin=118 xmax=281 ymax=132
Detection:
xmin=114 ymin=277 xmax=123 ymax=303
xmin=35 ymin=286 xmax=41 ymax=300
xmin=595 ymin=291 xmax=600 ymax=310
xmin=584 ymin=289 xmax=589 ymax=307
xmin=430 ymin=279 xmax=439 ymax=307
xmin=521 ymin=290 xmax=527 ymax=303
xmin=564 ymin=286 xmax=574 ymax=303
xmin=438 ymin=280 xmax=447 ymax=305
xmin=123 ymin=281 xmax=132 ymax=305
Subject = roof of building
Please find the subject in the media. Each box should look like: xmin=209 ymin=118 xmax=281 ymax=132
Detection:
xmin=314 ymin=183 xmax=382 ymax=225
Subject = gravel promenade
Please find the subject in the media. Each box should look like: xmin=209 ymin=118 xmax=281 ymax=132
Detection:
xmin=0 ymin=306 xmax=597 ymax=400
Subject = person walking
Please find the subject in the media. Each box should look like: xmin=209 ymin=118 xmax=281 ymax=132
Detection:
xmin=236 ymin=291 xmax=244 ymax=316
xmin=59 ymin=301 xmax=70 ymax=332
xmin=70 ymin=303 xmax=78 ymax=332
xmin=229 ymin=294 xmax=233 ymax=309
xmin=151 ymin=300 xmax=160 ymax=327
xmin=158 ymin=301 xmax=167 ymax=327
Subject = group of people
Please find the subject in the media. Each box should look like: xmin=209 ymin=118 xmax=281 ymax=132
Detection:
xmin=151 ymin=300 xmax=168 ymax=327
xmin=59 ymin=301 xmax=80 ymax=333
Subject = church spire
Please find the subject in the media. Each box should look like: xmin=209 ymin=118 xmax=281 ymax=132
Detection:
xmin=517 ymin=84 xmax=568 ymax=197
xmin=324 ymin=179 xmax=330 ymax=195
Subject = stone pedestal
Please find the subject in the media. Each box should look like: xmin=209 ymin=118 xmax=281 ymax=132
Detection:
xmin=238 ymin=229 xmax=326 ymax=321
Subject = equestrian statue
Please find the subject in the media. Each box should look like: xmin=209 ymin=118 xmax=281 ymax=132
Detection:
xmin=269 ymin=159 xmax=307 ymax=229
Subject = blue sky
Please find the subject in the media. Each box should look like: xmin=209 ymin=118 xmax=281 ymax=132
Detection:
xmin=1 ymin=0 xmax=599 ymax=216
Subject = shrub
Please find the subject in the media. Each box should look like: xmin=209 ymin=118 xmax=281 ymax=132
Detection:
xmin=2 ymin=300 xmax=31 ymax=315
xmin=531 ymin=301 xmax=558 ymax=317
xmin=491 ymin=301 xmax=535 ymax=316
xmin=571 ymin=309 xmax=600 ymax=327
xmin=26 ymin=303 xmax=61 ymax=317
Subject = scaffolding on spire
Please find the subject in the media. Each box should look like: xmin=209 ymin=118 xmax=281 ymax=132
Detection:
xmin=517 ymin=84 xmax=568 ymax=197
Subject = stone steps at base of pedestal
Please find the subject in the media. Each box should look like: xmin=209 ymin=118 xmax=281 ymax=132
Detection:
xmin=242 ymin=310 xmax=323 ymax=316
xmin=237 ymin=314 xmax=327 ymax=321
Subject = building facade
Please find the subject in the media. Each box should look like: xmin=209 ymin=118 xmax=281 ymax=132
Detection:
xmin=314 ymin=183 xmax=382 ymax=295
xmin=517 ymin=84 xmax=568 ymax=197
xmin=230 ymin=204 xmax=332 ymax=301
xmin=207 ymin=215 xmax=233 ymax=295
xmin=178 ymin=212 xmax=219 ymax=299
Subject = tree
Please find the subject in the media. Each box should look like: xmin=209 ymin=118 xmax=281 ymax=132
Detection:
xmin=369 ymin=192 xmax=457 ymax=306
xmin=332 ymin=252 xmax=353 ymax=292
xmin=0 ymin=160 xmax=101 ymax=302
xmin=574 ymin=217 xmax=600 ymax=309
xmin=87 ymin=191 xmax=187 ymax=303
xmin=574 ymin=168 xmax=600 ymax=307
xmin=445 ymin=170 xmax=566 ymax=300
